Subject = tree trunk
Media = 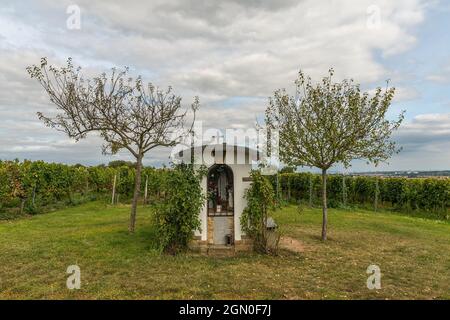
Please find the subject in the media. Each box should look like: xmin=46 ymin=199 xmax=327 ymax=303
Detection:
xmin=129 ymin=155 xmax=143 ymax=233
xmin=321 ymin=168 xmax=328 ymax=241
xmin=20 ymin=198 xmax=25 ymax=215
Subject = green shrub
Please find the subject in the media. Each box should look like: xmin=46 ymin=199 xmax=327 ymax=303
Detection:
xmin=153 ymin=164 xmax=206 ymax=254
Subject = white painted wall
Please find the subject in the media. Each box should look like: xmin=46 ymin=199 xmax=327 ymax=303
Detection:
xmin=229 ymin=163 xmax=252 ymax=241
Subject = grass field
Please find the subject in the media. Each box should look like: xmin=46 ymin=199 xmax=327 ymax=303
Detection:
xmin=0 ymin=201 xmax=449 ymax=299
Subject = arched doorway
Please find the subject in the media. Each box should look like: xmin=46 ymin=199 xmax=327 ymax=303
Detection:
xmin=207 ymin=164 xmax=234 ymax=215
xmin=207 ymin=164 xmax=234 ymax=245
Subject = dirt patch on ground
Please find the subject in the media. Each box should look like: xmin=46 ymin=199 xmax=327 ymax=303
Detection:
xmin=279 ymin=236 xmax=306 ymax=253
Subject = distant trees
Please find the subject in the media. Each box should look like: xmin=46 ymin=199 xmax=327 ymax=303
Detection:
xmin=27 ymin=57 xmax=198 ymax=232
xmin=266 ymin=69 xmax=404 ymax=240
xmin=108 ymin=160 xmax=136 ymax=169
xmin=279 ymin=166 xmax=296 ymax=174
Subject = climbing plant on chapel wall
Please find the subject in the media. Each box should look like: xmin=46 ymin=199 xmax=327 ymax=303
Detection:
xmin=241 ymin=170 xmax=276 ymax=254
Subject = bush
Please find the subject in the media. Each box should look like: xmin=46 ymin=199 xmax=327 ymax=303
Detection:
xmin=153 ymin=164 xmax=206 ymax=254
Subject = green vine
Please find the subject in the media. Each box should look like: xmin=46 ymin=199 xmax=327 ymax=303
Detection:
xmin=241 ymin=170 xmax=277 ymax=254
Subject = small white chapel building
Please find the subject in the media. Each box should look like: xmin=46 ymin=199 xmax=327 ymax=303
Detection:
xmin=176 ymin=143 xmax=259 ymax=253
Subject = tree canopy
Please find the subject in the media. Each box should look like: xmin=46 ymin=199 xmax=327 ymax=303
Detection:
xmin=265 ymin=69 xmax=404 ymax=240
xmin=27 ymin=57 xmax=198 ymax=232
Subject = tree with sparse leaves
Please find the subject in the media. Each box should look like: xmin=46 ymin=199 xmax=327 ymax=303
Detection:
xmin=27 ymin=57 xmax=198 ymax=233
xmin=265 ymin=69 xmax=404 ymax=241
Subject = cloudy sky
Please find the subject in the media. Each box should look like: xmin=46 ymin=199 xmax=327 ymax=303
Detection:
xmin=0 ymin=0 xmax=449 ymax=171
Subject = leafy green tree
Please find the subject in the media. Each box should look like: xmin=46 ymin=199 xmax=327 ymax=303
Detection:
xmin=27 ymin=58 xmax=198 ymax=232
xmin=265 ymin=69 xmax=404 ymax=240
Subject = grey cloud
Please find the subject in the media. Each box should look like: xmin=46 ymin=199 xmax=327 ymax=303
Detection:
xmin=395 ymin=113 xmax=450 ymax=148
xmin=334 ymin=113 xmax=450 ymax=172
xmin=1 ymin=0 xmax=448 ymax=170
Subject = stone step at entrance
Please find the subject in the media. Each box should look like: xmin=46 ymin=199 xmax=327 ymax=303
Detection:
xmin=207 ymin=244 xmax=235 ymax=257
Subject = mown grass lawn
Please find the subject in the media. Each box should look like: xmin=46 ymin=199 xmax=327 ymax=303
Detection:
xmin=0 ymin=201 xmax=449 ymax=299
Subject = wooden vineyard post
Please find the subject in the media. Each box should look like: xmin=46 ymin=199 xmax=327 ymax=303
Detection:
xmin=32 ymin=185 xmax=36 ymax=207
xmin=144 ymin=175 xmax=148 ymax=205
xmin=342 ymin=174 xmax=347 ymax=207
xmin=287 ymin=175 xmax=291 ymax=202
xmin=374 ymin=178 xmax=379 ymax=212
xmin=309 ymin=174 xmax=313 ymax=207
xmin=111 ymin=174 xmax=117 ymax=205
xmin=20 ymin=199 xmax=25 ymax=215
